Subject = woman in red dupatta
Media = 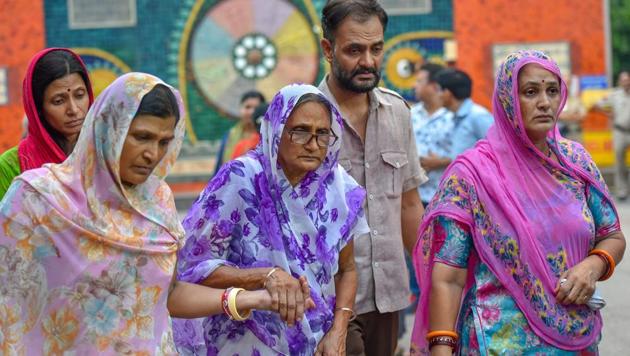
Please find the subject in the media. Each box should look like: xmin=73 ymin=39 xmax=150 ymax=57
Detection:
xmin=0 ymin=48 xmax=94 ymax=199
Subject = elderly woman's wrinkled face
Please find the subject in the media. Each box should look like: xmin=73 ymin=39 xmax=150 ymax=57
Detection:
xmin=518 ymin=64 xmax=561 ymax=143
xmin=119 ymin=114 xmax=176 ymax=186
xmin=277 ymin=101 xmax=332 ymax=184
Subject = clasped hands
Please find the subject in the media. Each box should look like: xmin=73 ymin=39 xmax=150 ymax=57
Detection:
xmin=261 ymin=268 xmax=347 ymax=355
xmin=262 ymin=268 xmax=315 ymax=326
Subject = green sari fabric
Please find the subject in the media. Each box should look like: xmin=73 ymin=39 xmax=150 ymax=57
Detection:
xmin=0 ymin=146 xmax=21 ymax=201
xmin=221 ymin=122 xmax=244 ymax=163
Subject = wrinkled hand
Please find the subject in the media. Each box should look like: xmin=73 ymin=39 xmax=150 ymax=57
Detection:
xmin=315 ymin=327 xmax=347 ymax=356
xmin=555 ymin=257 xmax=605 ymax=305
xmin=249 ymin=290 xmax=273 ymax=311
xmin=300 ymin=276 xmax=316 ymax=310
xmin=265 ymin=269 xmax=314 ymax=326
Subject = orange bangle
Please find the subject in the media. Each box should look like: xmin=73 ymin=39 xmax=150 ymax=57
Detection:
xmin=426 ymin=330 xmax=459 ymax=341
xmin=589 ymin=249 xmax=615 ymax=281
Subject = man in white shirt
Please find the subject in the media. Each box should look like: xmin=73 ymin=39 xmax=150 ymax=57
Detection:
xmin=411 ymin=62 xmax=454 ymax=206
xmin=600 ymin=70 xmax=630 ymax=199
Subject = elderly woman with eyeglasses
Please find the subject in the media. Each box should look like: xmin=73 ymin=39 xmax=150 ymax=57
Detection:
xmin=173 ymin=84 xmax=369 ymax=356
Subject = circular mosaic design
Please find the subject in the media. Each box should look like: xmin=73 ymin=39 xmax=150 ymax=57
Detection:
xmin=73 ymin=48 xmax=131 ymax=97
xmin=232 ymin=33 xmax=277 ymax=80
xmin=385 ymin=46 xmax=424 ymax=89
xmin=382 ymin=33 xmax=452 ymax=101
xmin=189 ymin=0 xmax=319 ymax=118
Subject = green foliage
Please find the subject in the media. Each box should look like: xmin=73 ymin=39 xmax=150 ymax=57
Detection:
xmin=611 ymin=0 xmax=630 ymax=78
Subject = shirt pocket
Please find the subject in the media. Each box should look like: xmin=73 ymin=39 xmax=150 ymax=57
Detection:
xmin=381 ymin=151 xmax=408 ymax=198
xmin=339 ymin=159 xmax=352 ymax=173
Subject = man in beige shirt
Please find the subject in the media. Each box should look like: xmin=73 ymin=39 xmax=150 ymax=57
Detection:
xmin=318 ymin=1 xmax=427 ymax=355
xmin=604 ymin=71 xmax=630 ymax=199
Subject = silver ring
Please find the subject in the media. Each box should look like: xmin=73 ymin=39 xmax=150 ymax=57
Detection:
xmin=560 ymin=278 xmax=568 ymax=285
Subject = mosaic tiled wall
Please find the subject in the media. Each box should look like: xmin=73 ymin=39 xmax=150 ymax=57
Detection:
xmin=0 ymin=0 xmax=45 ymax=152
xmin=1 ymin=0 xmax=609 ymax=150
xmin=40 ymin=0 xmax=454 ymax=144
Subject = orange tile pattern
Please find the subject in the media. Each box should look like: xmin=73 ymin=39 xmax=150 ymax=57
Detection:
xmin=453 ymin=0 xmax=606 ymax=109
xmin=0 ymin=1 xmax=45 ymax=152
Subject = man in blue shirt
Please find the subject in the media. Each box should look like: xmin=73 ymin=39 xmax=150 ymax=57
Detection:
xmin=401 ymin=62 xmax=453 ymax=344
xmin=411 ymin=63 xmax=454 ymax=206
xmin=435 ymin=69 xmax=494 ymax=159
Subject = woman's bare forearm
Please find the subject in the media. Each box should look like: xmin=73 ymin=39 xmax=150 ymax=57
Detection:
xmin=167 ymin=281 xmax=271 ymax=318
xmin=429 ymin=282 xmax=463 ymax=331
xmin=429 ymin=263 xmax=467 ymax=355
xmin=332 ymin=268 xmax=357 ymax=330
xmin=332 ymin=242 xmax=357 ymax=330
xmin=202 ymin=265 xmax=275 ymax=290
xmin=594 ymin=231 xmax=626 ymax=265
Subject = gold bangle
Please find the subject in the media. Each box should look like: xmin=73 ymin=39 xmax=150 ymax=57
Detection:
xmin=335 ymin=307 xmax=356 ymax=321
xmin=263 ymin=267 xmax=279 ymax=288
xmin=227 ymin=287 xmax=251 ymax=321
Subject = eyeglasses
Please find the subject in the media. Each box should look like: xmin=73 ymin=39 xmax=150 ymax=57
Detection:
xmin=288 ymin=130 xmax=338 ymax=148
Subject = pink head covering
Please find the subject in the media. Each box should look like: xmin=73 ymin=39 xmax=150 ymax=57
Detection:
xmin=18 ymin=47 xmax=94 ymax=172
xmin=0 ymin=73 xmax=186 ymax=353
xmin=411 ymin=50 xmax=619 ymax=353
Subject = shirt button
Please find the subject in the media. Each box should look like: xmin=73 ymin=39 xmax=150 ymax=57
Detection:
xmin=372 ymin=229 xmax=378 ymax=235
xmin=368 ymin=194 xmax=374 ymax=200
xmin=365 ymin=162 xmax=370 ymax=169
xmin=374 ymin=262 xmax=380 ymax=268
xmin=396 ymin=161 xmax=400 ymax=168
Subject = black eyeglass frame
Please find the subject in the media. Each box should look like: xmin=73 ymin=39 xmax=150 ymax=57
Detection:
xmin=287 ymin=130 xmax=338 ymax=148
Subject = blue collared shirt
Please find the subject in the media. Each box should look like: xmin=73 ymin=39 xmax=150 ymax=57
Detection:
xmin=450 ymin=99 xmax=494 ymax=158
xmin=410 ymin=103 xmax=454 ymax=202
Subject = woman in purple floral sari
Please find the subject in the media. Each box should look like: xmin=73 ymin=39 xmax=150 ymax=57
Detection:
xmin=174 ymin=84 xmax=369 ymax=355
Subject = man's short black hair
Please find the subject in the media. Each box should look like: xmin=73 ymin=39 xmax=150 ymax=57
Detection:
xmin=321 ymin=0 xmax=388 ymax=43
xmin=251 ymin=102 xmax=268 ymax=132
xmin=419 ymin=62 xmax=446 ymax=83
xmin=435 ymin=69 xmax=472 ymax=100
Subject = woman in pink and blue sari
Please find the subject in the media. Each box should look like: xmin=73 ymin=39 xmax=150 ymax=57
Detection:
xmin=411 ymin=50 xmax=626 ymax=355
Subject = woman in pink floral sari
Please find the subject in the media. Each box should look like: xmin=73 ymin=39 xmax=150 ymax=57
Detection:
xmin=0 ymin=73 xmax=274 ymax=355
xmin=411 ymin=50 xmax=626 ymax=355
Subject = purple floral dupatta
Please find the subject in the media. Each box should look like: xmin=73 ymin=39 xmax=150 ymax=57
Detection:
xmin=411 ymin=50 xmax=620 ymax=353
xmin=176 ymin=84 xmax=368 ymax=355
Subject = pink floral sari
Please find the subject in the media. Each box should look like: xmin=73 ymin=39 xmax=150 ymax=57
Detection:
xmin=0 ymin=73 xmax=185 ymax=355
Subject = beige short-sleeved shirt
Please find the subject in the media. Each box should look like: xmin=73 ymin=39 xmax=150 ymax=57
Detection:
xmin=608 ymin=88 xmax=630 ymax=128
xmin=319 ymin=78 xmax=428 ymax=314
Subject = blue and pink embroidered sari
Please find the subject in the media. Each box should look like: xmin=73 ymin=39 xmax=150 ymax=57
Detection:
xmin=411 ymin=50 xmax=621 ymax=355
